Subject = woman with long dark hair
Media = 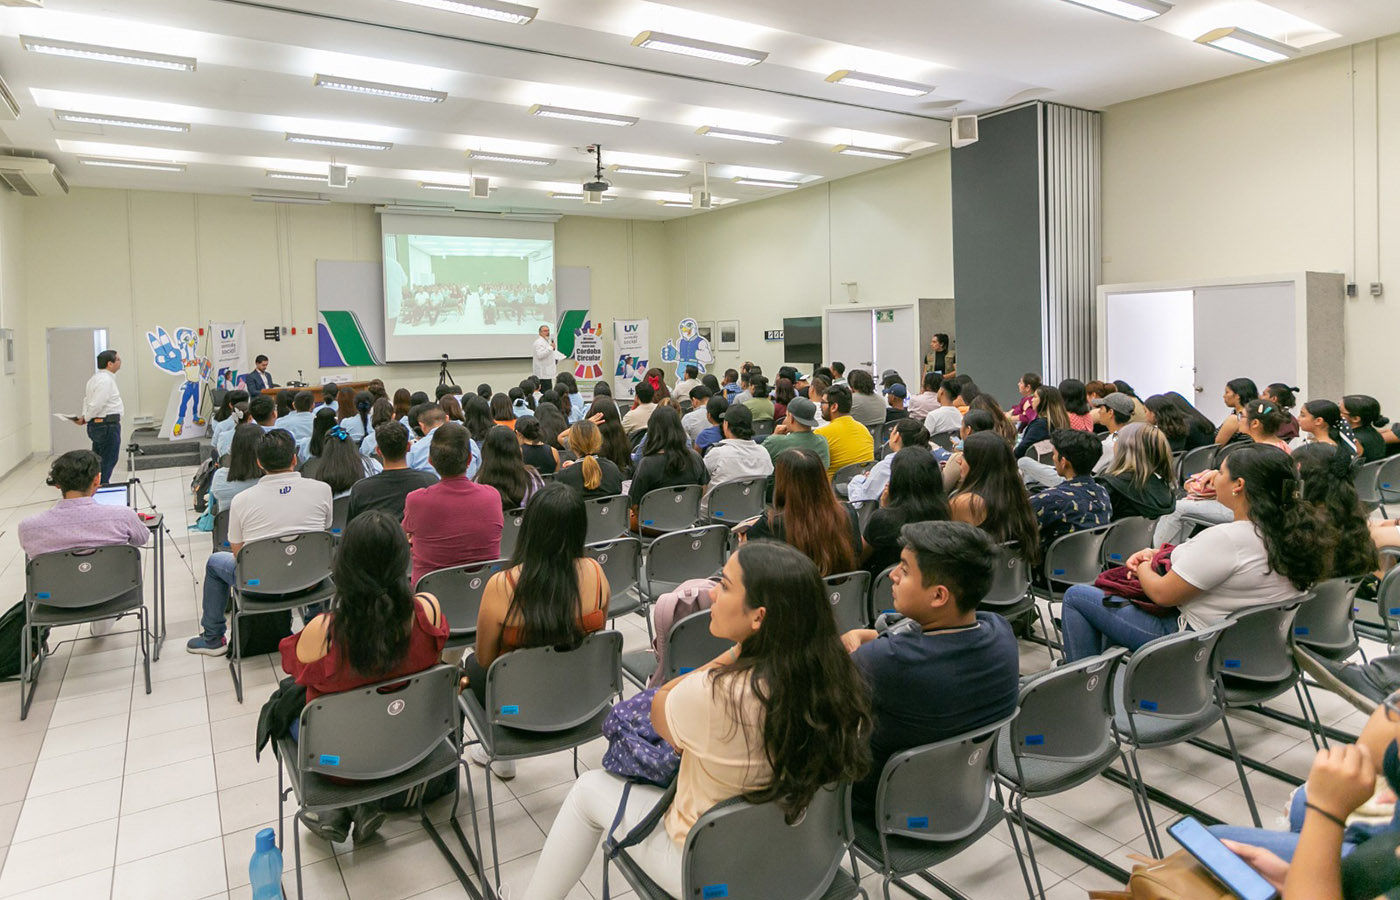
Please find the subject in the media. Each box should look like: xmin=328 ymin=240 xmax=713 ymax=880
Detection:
xmin=772 ymin=377 xmax=795 ymax=422
xmin=1292 ymin=399 xmax=1347 ymax=451
xmin=863 ymin=448 xmax=949 ymax=575
xmin=490 ymin=393 xmax=515 ymax=427
xmin=298 ymin=407 xmax=338 ymax=466
xmin=334 ymin=390 xmax=373 ymax=446
xmin=462 ymin=394 xmax=495 ymax=444
xmin=515 ymin=415 xmax=560 ymax=474
xmin=1058 ymin=378 xmax=1094 ymax=432
xmin=359 ymin=397 xmax=402 ymax=458
xmin=554 ymin=371 xmax=583 ymax=423
xmin=308 ymin=424 xmax=380 ymax=497
xmin=210 ymin=422 xmax=263 ymax=513
xmin=1013 ymin=385 xmax=1072 ymax=459
xmin=1262 ymin=383 xmax=1301 ymax=442
xmin=970 ymin=393 xmax=1018 ymax=445
xmin=475 ymin=424 xmax=543 ymax=511
xmin=1342 ymin=394 xmax=1390 ymax=461
xmin=553 ymin=419 xmax=624 ymax=499
xmin=942 ymin=409 xmax=1000 ymax=494
xmin=1293 ymin=443 xmax=1378 ymax=579
xmin=1144 ymin=394 xmax=1191 ymax=452
xmin=628 ymin=406 xmax=706 ymax=526
xmin=1062 ymin=444 xmax=1334 ymax=661
xmin=744 ymin=448 xmax=860 ymax=576
xmin=580 ymin=399 xmax=632 ymax=475
xmin=516 ymin=379 xmax=538 ymax=413
xmin=950 ymin=431 xmax=1039 ymax=562
xmin=280 ymin=510 xmax=448 ymax=843
xmin=439 ymin=394 xmax=465 ymax=423
xmin=211 ymin=389 xmax=250 ymax=455
xmin=1164 ymin=391 xmax=1217 ymax=448
xmin=522 ymin=541 xmax=872 ymax=900
xmin=532 ymin=401 xmax=573 ymax=461
xmin=392 ymin=388 xmax=413 ymax=426
xmin=465 ymin=483 xmax=609 ymax=776
xmin=1214 ymin=377 xmax=1259 ymax=446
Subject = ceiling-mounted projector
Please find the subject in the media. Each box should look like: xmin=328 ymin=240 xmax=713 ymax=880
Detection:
xmin=582 ymin=144 xmax=610 ymax=201
xmin=583 ymin=178 xmax=609 ymax=193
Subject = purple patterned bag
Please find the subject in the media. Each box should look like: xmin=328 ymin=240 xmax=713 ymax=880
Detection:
xmin=601 ymin=687 xmax=680 ymax=787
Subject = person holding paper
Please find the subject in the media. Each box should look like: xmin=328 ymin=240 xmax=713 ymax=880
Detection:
xmin=75 ymin=349 xmax=124 ymax=485
xmin=532 ymin=324 xmax=557 ymax=391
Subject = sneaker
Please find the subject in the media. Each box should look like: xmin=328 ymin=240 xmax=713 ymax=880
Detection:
xmin=468 ymin=744 xmax=517 ymax=780
xmin=303 ymin=809 xmax=350 ymax=844
xmin=351 ymin=803 xmax=387 ymax=843
xmin=185 ymin=634 xmax=227 ymax=656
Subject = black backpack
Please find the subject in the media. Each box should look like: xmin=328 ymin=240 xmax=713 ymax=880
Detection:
xmin=0 ymin=601 xmax=50 ymax=680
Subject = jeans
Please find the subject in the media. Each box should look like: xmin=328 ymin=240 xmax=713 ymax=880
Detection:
xmin=1061 ymin=584 xmax=1179 ymax=661
xmin=1018 ymin=457 xmax=1064 ymax=489
xmin=201 ymin=551 xmax=236 ymax=640
xmin=1208 ymin=785 xmax=1373 ymax=861
xmin=522 ymin=770 xmax=682 ymax=899
xmin=1154 ymin=497 xmax=1232 ymax=545
xmin=88 ymin=420 xmax=121 ymax=485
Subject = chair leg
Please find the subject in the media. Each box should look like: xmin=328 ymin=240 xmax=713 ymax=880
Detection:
xmin=572 ymin=747 xmax=580 ymax=778
xmin=229 ymin=608 xmax=244 ymax=703
xmin=292 ymin=808 xmax=306 ymax=900
xmin=1121 ymin=748 xmax=1162 ymax=858
xmin=19 ymin=612 xmax=33 ymax=722
xmin=138 ymin=610 xmax=152 ymax=695
xmin=1218 ymin=710 xmax=1263 ymax=828
xmin=1010 ymin=790 xmax=1047 ymax=900
xmin=483 ymin=753 xmax=502 ymax=892
xmin=276 ymin=759 xmax=286 ymax=850
xmin=1298 ymin=680 xmax=1328 ymax=750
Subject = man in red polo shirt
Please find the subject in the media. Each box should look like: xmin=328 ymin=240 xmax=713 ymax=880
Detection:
xmin=402 ymin=422 xmax=504 ymax=586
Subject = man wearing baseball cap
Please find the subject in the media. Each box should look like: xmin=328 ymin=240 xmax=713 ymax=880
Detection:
xmin=763 ymin=396 xmax=830 ymax=472
xmin=1020 ymin=392 xmax=1133 ymax=489
xmin=883 ymin=382 xmax=911 ymax=423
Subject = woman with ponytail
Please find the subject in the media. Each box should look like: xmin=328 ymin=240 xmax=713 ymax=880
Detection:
xmin=1341 ymin=394 xmax=1391 ymax=461
xmin=307 ymin=423 xmax=381 ymax=497
xmin=1261 ymin=383 xmax=1301 ymax=442
xmin=1293 ymin=443 xmax=1378 ymax=578
xmin=279 ymin=510 xmax=448 ymax=844
xmin=1062 ymin=443 xmax=1334 ymax=661
xmin=553 ymin=418 xmax=623 ymax=499
xmin=1214 ymin=377 xmax=1259 ymax=446
xmin=1290 ymin=399 xmax=1350 ymax=452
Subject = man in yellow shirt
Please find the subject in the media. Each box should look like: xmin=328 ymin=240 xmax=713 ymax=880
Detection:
xmin=814 ymin=385 xmax=874 ymax=477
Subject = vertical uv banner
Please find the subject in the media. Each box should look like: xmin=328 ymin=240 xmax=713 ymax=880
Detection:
xmin=210 ymin=322 xmax=247 ymax=390
xmin=613 ymin=318 xmax=648 ymax=400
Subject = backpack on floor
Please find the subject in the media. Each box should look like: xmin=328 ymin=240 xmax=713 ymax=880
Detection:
xmin=0 ymin=601 xmax=50 ymax=680
xmin=231 ymin=610 xmax=292 ymax=659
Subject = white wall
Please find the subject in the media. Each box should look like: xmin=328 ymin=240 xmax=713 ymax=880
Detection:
xmin=0 ymin=192 xmax=27 ymax=476
xmin=1102 ymin=36 xmax=1399 ymax=411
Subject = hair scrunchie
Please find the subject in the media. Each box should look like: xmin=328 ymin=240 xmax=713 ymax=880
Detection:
xmin=328 ymin=425 xmax=349 ymax=441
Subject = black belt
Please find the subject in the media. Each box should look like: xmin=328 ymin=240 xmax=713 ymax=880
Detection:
xmin=92 ymin=415 xmax=121 ymax=423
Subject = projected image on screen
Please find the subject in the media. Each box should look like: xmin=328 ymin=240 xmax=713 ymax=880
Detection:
xmin=384 ymin=234 xmax=555 ymax=338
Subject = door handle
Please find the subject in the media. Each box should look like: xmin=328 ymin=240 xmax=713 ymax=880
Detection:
xmin=1194 ymin=386 xmax=1204 ymax=393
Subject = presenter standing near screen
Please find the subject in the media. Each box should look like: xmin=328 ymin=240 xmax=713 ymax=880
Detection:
xmin=75 ymin=349 xmax=123 ymax=485
xmin=533 ymin=325 xmax=556 ymax=391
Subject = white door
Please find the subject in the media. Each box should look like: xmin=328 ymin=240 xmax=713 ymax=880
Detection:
xmin=1105 ymin=290 xmax=1195 ymax=402
xmin=48 ymin=327 xmax=106 ymax=455
xmin=826 ymin=309 xmax=874 ymax=375
xmin=1192 ymin=283 xmax=1296 ymax=423
xmin=874 ymin=306 xmax=918 ymax=384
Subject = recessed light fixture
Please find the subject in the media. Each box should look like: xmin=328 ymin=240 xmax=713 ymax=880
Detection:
xmin=55 ymin=110 xmax=190 ymax=132
xmin=528 ymin=104 xmax=638 ymax=127
xmin=832 ymin=144 xmax=911 ymax=160
xmin=631 ymin=31 xmax=767 ymax=67
xmin=732 ymin=176 xmax=800 ymax=189
xmin=390 ymin=0 xmax=537 ymax=24
xmin=21 ymin=35 xmax=197 ymax=71
xmin=285 ymin=133 xmax=393 ymax=151
xmin=549 ymin=191 xmax=615 ymax=202
xmin=695 ymin=125 xmax=784 ymax=145
xmin=419 ymin=181 xmax=474 ymax=192
xmin=825 ymin=70 xmax=935 ymax=97
xmin=313 ymin=74 xmax=447 ymax=103
xmin=1195 ymin=27 xmax=1299 ymax=63
xmin=251 ymin=194 xmax=331 ymax=205
xmin=609 ymin=164 xmax=689 ymax=178
xmin=79 ymin=156 xmax=185 ymax=172
xmin=466 ymin=150 xmax=555 ymax=166
xmin=266 ymin=169 xmax=355 ymax=185
xmin=1057 ymin=0 xmax=1172 ymax=21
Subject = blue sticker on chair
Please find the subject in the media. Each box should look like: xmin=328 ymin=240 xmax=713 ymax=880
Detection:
xmin=1224 ymin=659 xmax=1242 ymax=668
xmin=1024 ymin=734 xmax=1045 ymax=746
xmin=702 ymin=886 xmax=729 ymax=899
xmin=500 ymin=705 xmax=520 ymax=715
xmin=1053 ymin=569 xmax=1066 ymax=576
xmin=643 ymin=519 xmax=654 ymax=526
xmin=331 ymin=528 xmax=341 ymax=534
xmin=1139 ymin=700 xmax=1158 ymax=711
xmin=1108 ymin=553 xmax=1124 ymax=561
xmin=35 ymin=592 xmax=49 ymax=599
xmin=1390 ymin=608 xmax=1400 ymax=617
xmin=1294 ymin=627 xmax=1309 ymax=635
xmin=319 ymin=754 xmax=340 ymax=766
xmin=248 ymin=578 xmax=260 ymax=586
xmin=907 ymin=816 xmax=929 ymax=829
xmin=679 ymin=667 xmax=695 ymax=674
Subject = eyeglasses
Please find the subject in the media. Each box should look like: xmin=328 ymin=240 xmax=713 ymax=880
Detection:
xmin=1385 ymin=690 xmax=1400 ymax=722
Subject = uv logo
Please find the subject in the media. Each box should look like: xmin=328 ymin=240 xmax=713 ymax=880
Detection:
xmin=220 ymin=329 xmax=235 ymax=339
xmin=279 ymin=486 xmax=292 ymax=495
xmin=623 ymin=324 xmax=639 ymax=332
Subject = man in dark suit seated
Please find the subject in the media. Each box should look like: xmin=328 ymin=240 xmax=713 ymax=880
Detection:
xmin=243 ymin=355 xmax=277 ymax=394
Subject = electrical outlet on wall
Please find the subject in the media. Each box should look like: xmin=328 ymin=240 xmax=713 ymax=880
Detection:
xmin=1371 ymin=283 xmax=1384 ymax=297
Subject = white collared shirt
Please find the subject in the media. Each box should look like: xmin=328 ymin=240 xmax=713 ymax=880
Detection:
xmin=532 ymin=336 xmax=556 ymax=380
xmin=82 ymin=370 xmax=123 ymax=419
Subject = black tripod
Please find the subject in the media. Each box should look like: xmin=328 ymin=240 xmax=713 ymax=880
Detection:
xmin=439 ymin=353 xmax=456 ymax=388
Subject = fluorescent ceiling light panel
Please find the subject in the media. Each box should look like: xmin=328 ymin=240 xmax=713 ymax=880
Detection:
xmin=528 ymin=104 xmax=637 ymax=127
xmin=313 ymin=74 xmax=446 ymax=103
xmin=79 ymin=156 xmax=185 ymax=172
xmin=391 ymin=0 xmax=537 ymax=24
xmin=549 ymin=192 xmax=614 ymax=201
xmin=825 ymin=70 xmax=935 ymax=97
xmin=832 ymin=144 xmax=910 ymax=160
xmin=21 ymin=35 xmax=197 ymax=71
xmin=251 ymin=194 xmax=331 ymax=205
xmin=285 ymin=133 xmax=392 ymax=151
xmin=732 ymin=176 xmax=800 ymax=189
xmin=609 ymin=164 xmax=689 ymax=178
xmin=631 ymin=31 xmax=767 ymax=67
xmin=55 ymin=110 xmax=189 ymax=132
xmin=466 ymin=150 xmax=555 ymax=166
xmin=420 ymin=181 xmax=474 ymax=191
xmin=1195 ymin=27 xmax=1299 ymax=62
xmin=1057 ymin=0 xmax=1172 ymax=22
xmin=695 ymin=125 xmax=783 ymax=145
xmin=266 ymin=169 xmax=355 ymax=184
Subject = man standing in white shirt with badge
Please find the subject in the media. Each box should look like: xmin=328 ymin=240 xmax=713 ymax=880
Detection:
xmin=75 ymin=349 xmax=124 ymax=485
xmin=532 ymin=324 xmax=557 ymax=392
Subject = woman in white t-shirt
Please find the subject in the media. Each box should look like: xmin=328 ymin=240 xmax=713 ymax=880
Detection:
xmin=1061 ymin=443 xmax=1333 ymax=662
xmin=520 ymin=542 xmax=872 ymax=900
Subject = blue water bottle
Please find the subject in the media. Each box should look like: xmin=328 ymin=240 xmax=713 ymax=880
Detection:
xmin=249 ymin=827 xmax=284 ymax=900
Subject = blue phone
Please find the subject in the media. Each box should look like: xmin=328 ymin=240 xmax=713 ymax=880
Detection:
xmin=1167 ymin=817 xmax=1279 ymax=900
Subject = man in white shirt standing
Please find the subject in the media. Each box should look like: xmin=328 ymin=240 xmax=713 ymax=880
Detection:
xmin=76 ymin=349 xmax=124 ymax=485
xmin=532 ymin=324 xmax=556 ymax=392
xmin=187 ymin=429 xmax=333 ymax=656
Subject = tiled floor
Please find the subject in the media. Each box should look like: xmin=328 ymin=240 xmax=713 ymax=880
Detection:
xmin=0 ymin=455 xmax=1377 ymax=899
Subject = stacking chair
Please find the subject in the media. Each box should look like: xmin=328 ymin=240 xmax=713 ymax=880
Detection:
xmin=229 ymin=531 xmax=337 ymax=702
xmin=981 ymin=543 xmax=1049 ymax=642
xmin=607 ymin=783 xmax=865 ymax=900
xmin=875 ymin=420 xmax=898 ymax=456
xmin=847 ymin=499 xmax=878 ymax=532
xmin=833 ymin=461 xmax=878 ymax=498
xmin=459 ymin=631 xmax=623 ymax=890
xmin=415 ymin=559 xmax=507 ymax=655
xmin=1355 ymin=547 xmax=1400 ymax=647
xmin=869 ymin=564 xmax=897 ymax=622
xmin=1376 ymin=455 xmax=1400 ymax=517
xmin=1099 ymin=516 xmax=1158 ymax=568
xmin=1292 ymin=577 xmax=1366 ymax=662
xmin=585 ymin=536 xmax=644 ymax=625
xmin=22 ymin=546 xmax=150 ymax=720
xmin=212 ymin=509 xmax=231 ymax=552
xmin=1111 ymin=622 xmax=1234 ymax=856
xmin=998 ymin=648 xmax=1151 ymax=898
xmin=1354 ymin=459 xmax=1387 ymax=514
xmin=622 ymin=608 xmax=732 ymax=689
xmin=849 ymin=713 xmax=1029 ymax=900
xmin=329 ymin=495 xmax=351 ymax=539
xmin=638 ymin=525 xmax=728 ymax=606
xmin=705 ymin=477 xmax=767 ymax=526
xmin=1035 ymin=525 xmax=1113 ymax=657
xmin=824 ymin=571 xmax=874 ymax=633
xmin=274 ymin=666 xmax=470 ymax=900
xmin=929 ymin=432 xmax=956 ymax=452
xmin=583 ymin=493 xmax=630 ymax=545
xmin=751 ymin=417 xmax=776 ymax=438
xmin=499 ymin=508 xmax=525 ymax=560
xmin=1175 ymin=444 xmax=1216 ymax=490
xmin=635 ymin=485 xmax=702 ymax=539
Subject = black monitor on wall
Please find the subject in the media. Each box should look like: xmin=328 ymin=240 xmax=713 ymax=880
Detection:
xmin=782 ymin=316 xmax=822 ymax=371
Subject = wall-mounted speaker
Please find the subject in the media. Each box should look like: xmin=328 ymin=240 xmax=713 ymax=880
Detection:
xmin=951 ymin=115 xmax=979 ymax=149
xmin=471 ymin=176 xmax=489 ymax=199
xmin=327 ymin=164 xmax=349 ymax=188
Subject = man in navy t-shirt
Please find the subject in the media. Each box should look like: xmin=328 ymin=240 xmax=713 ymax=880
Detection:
xmin=841 ymin=520 xmax=1020 ymax=813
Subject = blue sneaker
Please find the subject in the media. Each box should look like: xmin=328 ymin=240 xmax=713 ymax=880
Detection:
xmin=185 ymin=634 xmax=227 ymax=656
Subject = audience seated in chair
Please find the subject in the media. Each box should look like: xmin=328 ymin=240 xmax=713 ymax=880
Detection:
xmin=1013 ymin=385 xmax=1073 ymax=460
xmin=847 ymin=369 xmax=887 ymax=429
xmin=1343 ymin=394 xmax=1391 ymax=462
xmin=514 ymin=415 xmax=560 ymax=475
xmin=1293 ymin=444 xmax=1379 ymax=579
xmin=815 ymin=385 xmax=875 ymax=478
xmin=922 ymin=379 xmax=965 ymax=438
xmin=1021 ymin=392 xmax=1132 ymax=489
xmin=622 ymin=381 xmax=658 ymax=437
xmin=692 ymin=394 xmax=728 ymax=455
xmin=1213 ymin=377 xmax=1259 ymax=447
xmin=862 ymin=448 xmax=949 ymax=577
xmin=279 ymin=511 xmax=449 ymax=844
xmin=19 ymin=450 xmax=151 ymax=580
xmin=680 ymin=385 xmax=713 ymax=442
xmin=346 ymin=422 xmax=437 ymax=524
xmin=210 ymin=389 xmax=250 ymax=455
xmin=278 ymin=391 xmax=316 ymax=444
xmin=1011 ymin=373 xmax=1041 ymax=428
xmin=742 ymin=374 xmax=775 ymax=422
xmin=402 ymin=423 xmax=503 ymax=588
xmin=306 ymin=424 xmax=381 ymax=499
xmin=628 ymin=406 xmax=708 ymax=531
xmin=907 ymin=372 xmax=942 ymax=420
xmin=1097 ymin=422 xmax=1176 ymax=521
xmin=847 ymin=418 xmax=930 ymax=503
xmin=188 ymin=430 xmax=333 ymax=656
xmin=554 ymin=419 xmax=625 ymax=500
xmin=407 ymin=406 xmax=481 ymax=480
xmin=210 ymin=423 xmax=264 ymax=515
xmin=702 ymin=404 xmax=773 ymax=512
xmin=948 ymin=431 xmax=1040 ymax=565
xmin=476 ymin=424 xmax=545 ymax=512
xmin=296 ymin=407 xmax=337 ymax=472
xmin=740 ymin=448 xmax=859 ymax=576
xmin=520 ymin=541 xmax=871 ymax=899
xmin=762 ymin=396 xmax=829 ymax=472
xmin=1029 ymin=429 xmax=1112 ymax=548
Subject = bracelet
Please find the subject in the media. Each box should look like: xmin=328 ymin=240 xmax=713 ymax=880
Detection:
xmin=1304 ymin=803 xmax=1348 ymax=829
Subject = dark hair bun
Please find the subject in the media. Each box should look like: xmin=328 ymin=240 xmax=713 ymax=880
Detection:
xmin=1377 ymin=416 xmax=1391 ymax=428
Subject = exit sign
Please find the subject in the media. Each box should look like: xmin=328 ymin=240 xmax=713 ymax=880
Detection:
xmin=875 ymin=309 xmax=896 ymax=323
